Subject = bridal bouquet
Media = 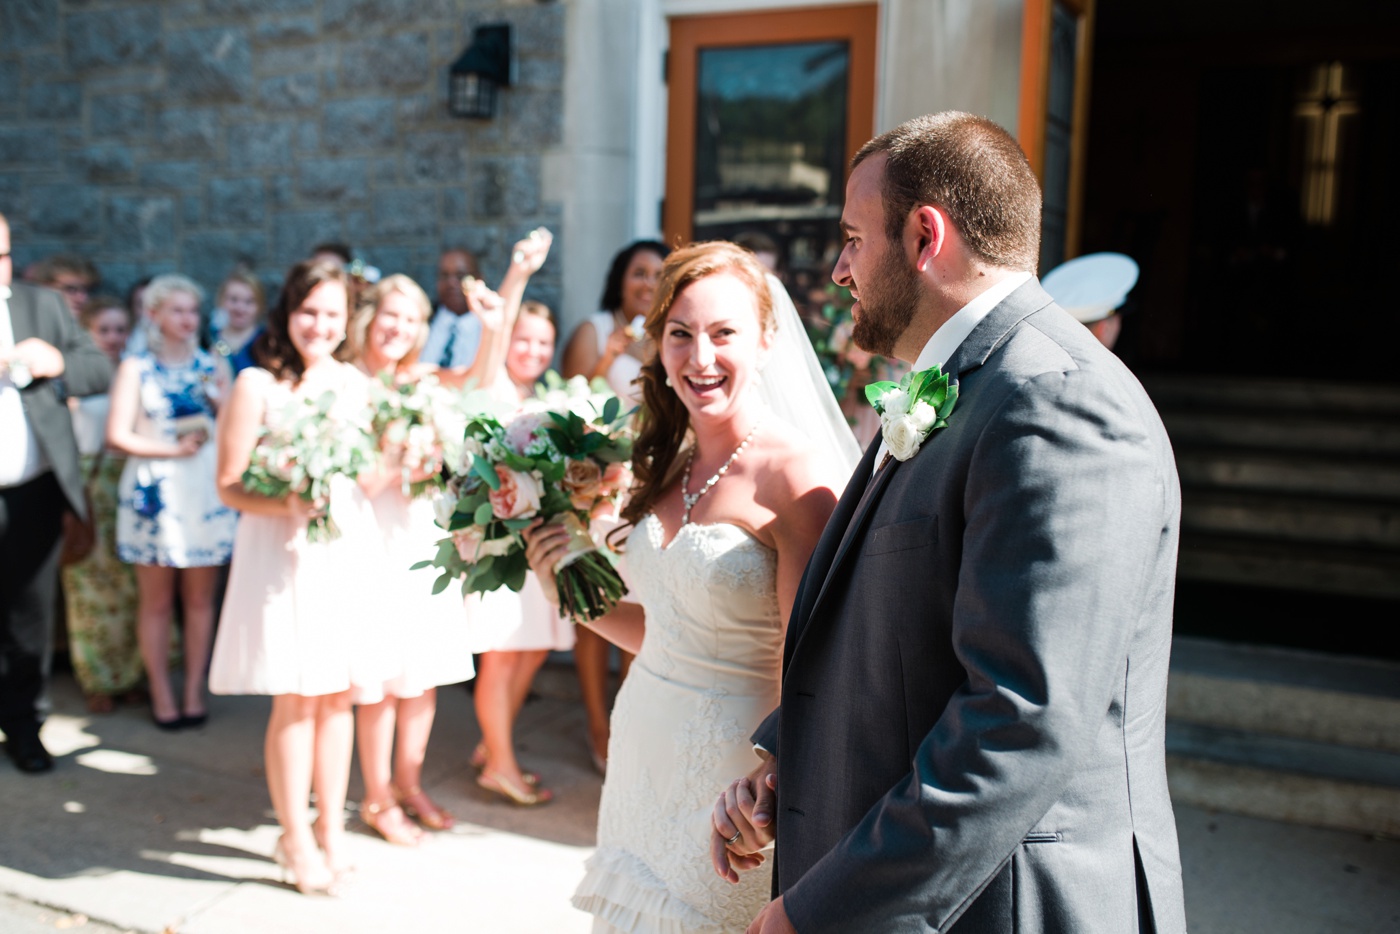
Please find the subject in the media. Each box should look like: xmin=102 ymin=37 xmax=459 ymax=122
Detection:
xmin=368 ymin=372 xmax=466 ymax=497
xmin=418 ymin=374 xmax=634 ymax=622
xmin=241 ymin=391 xmax=378 ymax=543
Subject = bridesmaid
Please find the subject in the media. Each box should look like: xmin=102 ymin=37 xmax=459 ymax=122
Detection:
xmin=62 ymin=295 xmax=142 ymax=713
xmin=209 ymin=260 xmax=391 ymax=894
xmin=108 ymin=275 xmax=237 ymax=729
xmin=343 ymin=274 xmax=479 ymax=845
xmin=467 ymin=301 xmax=577 ymax=807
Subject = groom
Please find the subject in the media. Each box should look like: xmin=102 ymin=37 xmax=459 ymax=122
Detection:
xmin=712 ymin=113 xmax=1187 ymax=933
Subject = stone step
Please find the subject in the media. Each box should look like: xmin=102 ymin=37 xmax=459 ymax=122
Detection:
xmin=1168 ymin=636 xmax=1400 ymax=752
xmin=1180 ymin=491 xmax=1400 ymax=548
xmin=1165 ymin=753 xmax=1400 ymax=837
xmin=1143 ymin=374 xmax=1400 ymax=416
xmin=1177 ymin=449 xmax=1400 ymax=501
xmin=1177 ymin=532 xmax=1400 ymax=598
xmin=1161 ymin=411 xmax=1400 ymax=456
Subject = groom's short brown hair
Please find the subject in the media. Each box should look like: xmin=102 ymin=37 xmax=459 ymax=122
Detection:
xmin=853 ymin=112 xmax=1041 ymax=273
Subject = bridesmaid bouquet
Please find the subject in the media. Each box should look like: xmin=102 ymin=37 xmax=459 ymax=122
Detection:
xmin=241 ymin=391 xmax=378 ymax=543
xmin=368 ymin=373 xmax=466 ymax=497
xmin=418 ymin=374 xmax=634 ymax=622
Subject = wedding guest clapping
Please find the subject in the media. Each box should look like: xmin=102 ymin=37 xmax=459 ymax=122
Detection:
xmin=61 ymin=296 xmax=141 ymax=714
xmin=559 ymin=239 xmax=670 ymax=774
xmin=208 ymin=260 xmax=385 ymax=895
xmin=107 ymin=275 xmax=237 ymax=730
xmin=466 ymin=301 xmax=575 ymax=807
xmin=343 ymin=274 xmax=476 ymax=844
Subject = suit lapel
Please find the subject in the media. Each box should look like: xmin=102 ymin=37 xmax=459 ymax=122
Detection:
xmin=785 ymin=278 xmax=1059 ymax=666
xmin=6 ymin=287 xmax=37 ymax=343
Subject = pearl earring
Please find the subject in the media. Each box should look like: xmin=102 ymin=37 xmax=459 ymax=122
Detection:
xmin=665 ymin=377 xmax=673 ymax=387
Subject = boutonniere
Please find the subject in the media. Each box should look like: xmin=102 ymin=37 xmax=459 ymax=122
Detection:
xmin=865 ymin=364 xmax=959 ymax=462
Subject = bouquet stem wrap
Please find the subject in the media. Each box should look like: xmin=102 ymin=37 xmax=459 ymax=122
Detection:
xmin=553 ymin=513 xmax=626 ymax=623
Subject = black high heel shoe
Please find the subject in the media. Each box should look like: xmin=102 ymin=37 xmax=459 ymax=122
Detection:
xmin=150 ymin=705 xmax=183 ymax=731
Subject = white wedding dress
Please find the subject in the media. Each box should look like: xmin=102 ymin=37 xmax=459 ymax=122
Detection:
xmin=573 ymin=514 xmax=782 ymax=934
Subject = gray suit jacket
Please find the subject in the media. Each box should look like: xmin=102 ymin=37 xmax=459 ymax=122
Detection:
xmin=754 ymin=280 xmax=1187 ymax=933
xmin=5 ymin=282 xmax=112 ymax=519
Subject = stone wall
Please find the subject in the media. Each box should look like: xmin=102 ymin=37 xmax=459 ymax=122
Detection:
xmin=0 ymin=0 xmax=565 ymax=314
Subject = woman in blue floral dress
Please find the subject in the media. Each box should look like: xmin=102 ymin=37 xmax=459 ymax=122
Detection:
xmin=110 ymin=274 xmax=237 ymax=729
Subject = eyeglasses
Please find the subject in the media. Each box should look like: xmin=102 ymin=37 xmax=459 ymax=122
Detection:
xmin=58 ymin=283 xmax=91 ymax=295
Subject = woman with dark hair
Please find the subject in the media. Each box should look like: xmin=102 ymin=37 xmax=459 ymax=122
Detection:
xmin=560 ymin=240 xmax=669 ymax=775
xmin=527 ymin=242 xmax=855 ymax=932
xmin=209 ymin=260 xmax=390 ymax=895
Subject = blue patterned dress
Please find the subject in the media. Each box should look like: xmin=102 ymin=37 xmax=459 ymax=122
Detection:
xmin=116 ymin=351 xmax=237 ymax=567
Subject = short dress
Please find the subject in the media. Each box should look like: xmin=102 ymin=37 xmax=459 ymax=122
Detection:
xmin=115 ymin=351 xmax=237 ymax=567
xmin=354 ymin=485 xmax=477 ymax=703
xmin=209 ymin=364 xmax=389 ymax=697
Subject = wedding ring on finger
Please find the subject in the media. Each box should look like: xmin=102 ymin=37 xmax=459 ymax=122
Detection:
xmin=725 ymin=829 xmax=742 ymax=847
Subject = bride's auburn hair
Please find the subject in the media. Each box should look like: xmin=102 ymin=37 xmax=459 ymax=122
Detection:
xmin=622 ymin=241 xmax=775 ymax=527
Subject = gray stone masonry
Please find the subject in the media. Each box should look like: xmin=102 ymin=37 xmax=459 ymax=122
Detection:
xmin=0 ymin=0 xmax=564 ymax=315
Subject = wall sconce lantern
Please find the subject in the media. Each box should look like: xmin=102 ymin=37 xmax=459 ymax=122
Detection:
xmin=449 ymin=24 xmax=512 ymax=119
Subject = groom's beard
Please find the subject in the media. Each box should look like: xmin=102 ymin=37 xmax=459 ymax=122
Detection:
xmin=851 ymin=243 xmax=921 ymax=358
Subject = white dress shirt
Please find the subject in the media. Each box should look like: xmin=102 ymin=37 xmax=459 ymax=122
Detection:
xmin=0 ymin=286 xmax=51 ymax=488
xmin=873 ymin=271 xmax=1032 ymax=472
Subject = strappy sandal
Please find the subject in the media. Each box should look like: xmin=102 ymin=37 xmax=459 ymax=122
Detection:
xmin=393 ymin=784 xmax=456 ymax=831
xmin=360 ymin=799 xmax=422 ymax=846
xmin=477 ymin=769 xmax=553 ymax=807
xmin=469 ymin=743 xmax=541 ymax=787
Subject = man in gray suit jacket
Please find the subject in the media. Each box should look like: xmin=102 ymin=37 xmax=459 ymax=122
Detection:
xmin=0 ymin=211 xmax=113 ymax=773
xmin=712 ymin=114 xmax=1187 ymax=933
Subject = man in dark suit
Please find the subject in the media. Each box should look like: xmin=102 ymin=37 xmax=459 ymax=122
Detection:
xmin=0 ymin=211 xmax=113 ymax=773
xmin=712 ymin=114 xmax=1187 ymax=932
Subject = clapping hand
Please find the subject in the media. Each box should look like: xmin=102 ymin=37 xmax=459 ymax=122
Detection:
xmin=461 ymin=276 xmax=507 ymax=333
xmin=509 ymin=227 xmax=553 ymax=276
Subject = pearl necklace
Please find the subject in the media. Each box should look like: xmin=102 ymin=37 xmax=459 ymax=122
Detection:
xmin=680 ymin=417 xmax=763 ymax=526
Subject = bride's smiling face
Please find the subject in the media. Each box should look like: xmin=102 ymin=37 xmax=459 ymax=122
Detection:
xmin=660 ymin=271 xmax=770 ymax=425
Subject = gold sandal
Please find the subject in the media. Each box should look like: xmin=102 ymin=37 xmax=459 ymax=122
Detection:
xmin=477 ymin=769 xmax=553 ymax=807
xmin=393 ymin=784 xmax=456 ymax=831
xmin=360 ymin=799 xmax=422 ymax=846
xmin=469 ymin=743 xmax=541 ymax=786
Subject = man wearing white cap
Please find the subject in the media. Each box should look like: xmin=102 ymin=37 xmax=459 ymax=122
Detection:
xmin=1041 ymin=252 xmax=1139 ymax=350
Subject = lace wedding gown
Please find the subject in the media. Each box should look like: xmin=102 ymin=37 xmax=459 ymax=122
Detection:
xmin=573 ymin=514 xmax=781 ymax=934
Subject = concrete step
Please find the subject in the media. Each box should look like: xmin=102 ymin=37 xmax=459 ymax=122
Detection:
xmin=1165 ymin=637 xmax=1400 ymax=835
xmin=1177 ymin=532 xmax=1400 ymax=598
xmin=1180 ymin=490 xmax=1400 ymax=548
xmin=1143 ymin=374 xmax=1400 ymax=416
xmin=1161 ymin=411 xmax=1400 ymax=456
xmin=1177 ymin=449 xmax=1400 ymax=501
xmin=1168 ymin=636 xmax=1400 ymax=752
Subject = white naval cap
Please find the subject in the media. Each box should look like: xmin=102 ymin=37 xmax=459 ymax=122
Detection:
xmin=1041 ymin=252 xmax=1139 ymax=324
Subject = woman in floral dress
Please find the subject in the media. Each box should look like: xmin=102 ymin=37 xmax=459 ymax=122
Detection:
xmin=62 ymin=295 xmax=142 ymax=712
xmin=109 ymin=275 xmax=237 ymax=729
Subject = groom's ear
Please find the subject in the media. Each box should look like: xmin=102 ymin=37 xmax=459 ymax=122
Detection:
xmin=911 ymin=205 xmax=946 ymax=272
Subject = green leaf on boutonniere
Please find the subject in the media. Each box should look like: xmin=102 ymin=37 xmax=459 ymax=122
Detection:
xmin=864 ymin=380 xmax=899 ymax=408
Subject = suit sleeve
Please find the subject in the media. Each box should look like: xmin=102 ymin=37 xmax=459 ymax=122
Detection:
xmin=783 ymin=367 xmax=1168 ymax=933
xmin=45 ymin=289 xmax=112 ymax=396
xmin=751 ymin=707 xmax=779 ymax=755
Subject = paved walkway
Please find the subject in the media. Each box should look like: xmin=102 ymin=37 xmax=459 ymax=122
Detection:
xmin=2 ymin=668 xmax=1397 ymax=933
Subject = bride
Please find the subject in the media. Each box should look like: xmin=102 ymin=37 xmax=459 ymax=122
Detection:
xmin=526 ymin=241 xmax=859 ymax=933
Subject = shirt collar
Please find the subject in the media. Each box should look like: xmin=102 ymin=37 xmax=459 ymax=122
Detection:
xmin=0 ymin=284 xmax=11 ymax=301
xmin=911 ymin=271 xmax=1032 ymax=372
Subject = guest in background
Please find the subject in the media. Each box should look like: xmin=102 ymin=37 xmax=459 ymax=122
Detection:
xmin=344 ymin=274 xmax=477 ymax=844
xmin=467 ymin=300 xmax=576 ymax=806
xmin=33 ymin=254 xmax=99 ymax=319
xmin=108 ymin=274 xmax=237 ymax=730
xmin=1 ymin=211 xmax=113 ymax=774
xmin=209 ymin=260 xmax=386 ymax=894
xmin=62 ymin=296 xmax=142 ymax=714
xmin=310 ymin=243 xmax=352 ymax=269
xmin=123 ymin=276 xmax=154 ymax=358
xmin=210 ymin=270 xmax=266 ymax=373
xmin=563 ymin=240 xmax=669 ymax=404
xmin=560 ymin=239 xmax=670 ymax=775
xmin=420 ymin=247 xmax=484 ymax=369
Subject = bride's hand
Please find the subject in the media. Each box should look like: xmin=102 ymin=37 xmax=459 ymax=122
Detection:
xmin=522 ymin=518 xmax=573 ymax=606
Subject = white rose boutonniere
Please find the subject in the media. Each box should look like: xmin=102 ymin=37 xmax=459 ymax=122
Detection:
xmin=865 ymin=365 xmax=960 ymax=462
